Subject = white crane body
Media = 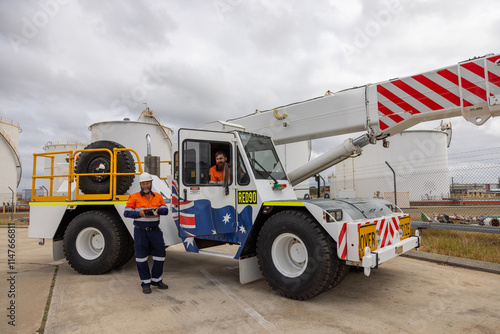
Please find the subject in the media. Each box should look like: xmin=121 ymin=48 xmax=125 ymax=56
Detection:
xmin=28 ymin=53 xmax=500 ymax=299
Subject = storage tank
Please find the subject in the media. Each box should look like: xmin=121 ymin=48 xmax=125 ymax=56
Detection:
xmin=89 ymin=110 xmax=173 ymax=193
xmin=331 ymin=130 xmax=450 ymax=206
xmin=43 ymin=141 xmax=89 ymax=195
xmin=0 ymin=117 xmax=21 ymax=204
xmin=275 ymin=141 xmax=311 ymax=198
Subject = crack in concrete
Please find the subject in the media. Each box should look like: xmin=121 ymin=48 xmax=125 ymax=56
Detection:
xmin=36 ymin=265 xmax=59 ymax=334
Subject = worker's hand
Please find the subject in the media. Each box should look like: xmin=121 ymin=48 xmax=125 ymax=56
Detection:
xmin=139 ymin=209 xmax=145 ymax=218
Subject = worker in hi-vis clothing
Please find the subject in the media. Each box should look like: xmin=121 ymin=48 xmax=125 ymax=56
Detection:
xmin=124 ymin=172 xmax=169 ymax=294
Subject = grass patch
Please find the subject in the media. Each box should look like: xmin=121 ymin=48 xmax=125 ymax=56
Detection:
xmin=0 ymin=218 xmax=29 ymax=226
xmin=0 ymin=213 xmax=29 ymax=225
xmin=415 ymin=228 xmax=500 ymax=264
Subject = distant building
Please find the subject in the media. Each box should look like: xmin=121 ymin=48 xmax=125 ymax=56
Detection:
xmin=450 ymin=183 xmax=500 ymax=198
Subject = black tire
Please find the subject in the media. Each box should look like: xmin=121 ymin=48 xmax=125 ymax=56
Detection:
xmin=113 ymin=223 xmax=135 ymax=269
xmin=325 ymin=259 xmax=347 ymax=291
xmin=63 ymin=211 xmax=125 ymax=275
xmin=75 ymin=140 xmax=135 ymax=195
xmin=257 ymin=211 xmax=338 ymax=300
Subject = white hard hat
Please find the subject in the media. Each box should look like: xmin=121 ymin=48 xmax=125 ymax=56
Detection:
xmin=139 ymin=172 xmax=153 ymax=183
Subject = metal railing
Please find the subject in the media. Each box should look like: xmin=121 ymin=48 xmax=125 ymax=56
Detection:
xmin=31 ymin=148 xmax=145 ymax=202
xmin=412 ymin=221 xmax=500 ymax=234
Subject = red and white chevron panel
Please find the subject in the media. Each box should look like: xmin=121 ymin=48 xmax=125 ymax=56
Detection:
xmin=338 ymin=222 xmax=348 ymax=260
xmin=377 ymin=54 xmax=500 ymax=131
xmin=374 ymin=216 xmax=400 ymax=248
xmin=338 ymin=214 xmax=408 ymax=261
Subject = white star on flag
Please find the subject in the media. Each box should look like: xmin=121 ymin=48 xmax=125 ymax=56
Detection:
xmin=212 ymin=229 xmax=217 ymax=235
xmin=222 ymin=213 xmax=231 ymax=224
xmin=184 ymin=237 xmax=195 ymax=248
xmin=239 ymin=225 xmax=247 ymax=234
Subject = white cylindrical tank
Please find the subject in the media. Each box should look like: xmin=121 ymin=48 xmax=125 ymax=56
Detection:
xmin=332 ymin=130 xmax=450 ymax=206
xmin=43 ymin=141 xmax=89 ymax=195
xmin=276 ymin=141 xmax=311 ymax=199
xmin=89 ymin=113 xmax=173 ymax=193
xmin=0 ymin=117 xmax=21 ymax=204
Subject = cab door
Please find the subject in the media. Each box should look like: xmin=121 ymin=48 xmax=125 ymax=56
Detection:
xmin=176 ymin=129 xmax=237 ymax=237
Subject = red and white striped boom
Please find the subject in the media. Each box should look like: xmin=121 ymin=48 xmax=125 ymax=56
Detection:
xmin=223 ymin=53 xmax=500 ymax=185
xmin=376 ymin=53 xmax=500 ymax=137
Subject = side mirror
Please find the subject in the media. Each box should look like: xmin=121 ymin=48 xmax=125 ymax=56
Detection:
xmin=223 ymin=163 xmax=229 ymax=195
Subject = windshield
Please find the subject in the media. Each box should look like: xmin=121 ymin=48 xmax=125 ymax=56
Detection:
xmin=239 ymin=132 xmax=287 ymax=181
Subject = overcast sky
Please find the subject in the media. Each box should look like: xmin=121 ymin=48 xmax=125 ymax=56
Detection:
xmin=1 ymin=0 xmax=500 ymax=190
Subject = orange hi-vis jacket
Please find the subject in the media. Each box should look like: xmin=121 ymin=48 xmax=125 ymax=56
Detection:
xmin=209 ymin=165 xmax=230 ymax=183
xmin=124 ymin=191 xmax=168 ymax=228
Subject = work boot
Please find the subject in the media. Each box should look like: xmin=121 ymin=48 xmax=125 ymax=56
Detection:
xmin=142 ymin=285 xmax=152 ymax=294
xmin=152 ymin=281 xmax=168 ymax=290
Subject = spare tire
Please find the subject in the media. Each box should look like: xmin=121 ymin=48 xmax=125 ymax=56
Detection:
xmin=75 ymin=140 xmax=135 ymax=195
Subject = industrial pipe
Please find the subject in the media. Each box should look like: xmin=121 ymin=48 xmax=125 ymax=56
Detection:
xmin=146 ymin=134 xmax=152 ymax=157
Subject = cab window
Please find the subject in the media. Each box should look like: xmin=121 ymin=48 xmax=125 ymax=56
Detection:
xmin=182 ymin=140 xmax=232 ymax=186
xmin=237 ymin=149 xmax=250 ymax=185
xmin=173 ymin=151 xmax=179 ymax=181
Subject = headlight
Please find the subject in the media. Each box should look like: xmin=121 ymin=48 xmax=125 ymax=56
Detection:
xmin=324 ymin=209 xmax=342 ymax=222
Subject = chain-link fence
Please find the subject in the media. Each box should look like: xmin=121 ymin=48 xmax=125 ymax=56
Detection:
xmin=1 ymin=190 xmax=30 ymax=221
xmin=1 ymin=191 xmax=17 ymax=211
xmin=333 ymin=163 xmax=500 ymax=264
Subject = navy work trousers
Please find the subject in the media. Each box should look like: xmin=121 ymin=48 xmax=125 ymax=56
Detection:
xmin=133 ymin=227 xmax=166 ymax=287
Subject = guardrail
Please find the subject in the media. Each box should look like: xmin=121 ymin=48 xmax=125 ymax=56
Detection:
xmin=412 ymin=221 xmax=500 ymax=234
xmin=31 ymin=148 xmax=144 ymax=202
xmin=31 ymin=148 xmax=172 ymax=202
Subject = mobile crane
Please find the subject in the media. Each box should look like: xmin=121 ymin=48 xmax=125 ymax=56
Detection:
xmin=29 ymin=53 xmax=500 ymax=300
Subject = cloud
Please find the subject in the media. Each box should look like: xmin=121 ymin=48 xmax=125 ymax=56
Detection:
xmin=0 ymin=0 xmax=499 ymax=191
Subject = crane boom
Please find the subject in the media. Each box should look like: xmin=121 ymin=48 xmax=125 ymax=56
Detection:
xmin=224 ymin=53 xmax=500 ymax=185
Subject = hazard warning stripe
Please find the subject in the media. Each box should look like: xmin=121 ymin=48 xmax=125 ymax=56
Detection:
xmin=376 ymin=54 xmax=500 ymax=133
xmin=377 ymin=85 xmax=421 ymax=115
xmin=461 ymin=76 xmax=489 ymax=101
xmin=489 ymin=71 xmax=500 ymax=87
xmin=391 ymin=79 xmax=444 ymax=111
xmin=486 ymin=56 xmax=500 ymax=95
xmin=439 ymin=69 xmax=489 ymax=101
xmin=339 ymin=215 xmax=406 ymax=260
xmin=378 ymin=102 xmax=405 ymax=122
xmin=412 ymin=74 xmax=468 ymax=107
xmin=461 ymin=62 xmax=486 ymax=79
xmin=488 ymin=55 xmax=500 ymax=62
xmin=338 ymin=223 xmax=347 ymax=260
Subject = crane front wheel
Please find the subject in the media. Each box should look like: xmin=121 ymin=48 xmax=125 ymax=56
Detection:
xmin=257 ymin=210 xmax=338 ymax=300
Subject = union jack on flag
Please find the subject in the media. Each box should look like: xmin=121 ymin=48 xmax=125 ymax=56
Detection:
xmin=172 ymin=181 xmax=237 ymax=237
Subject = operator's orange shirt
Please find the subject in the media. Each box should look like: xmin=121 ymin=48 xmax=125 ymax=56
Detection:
xmin=209 ymin=165 xmax=230 ymax=183
xmin=124 ymin=191 xmax=168 ymax=227
xmin=125 ymin=191 xmax=166 ymax=211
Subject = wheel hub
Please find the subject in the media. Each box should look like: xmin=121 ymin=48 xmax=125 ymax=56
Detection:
xmin=76 ymin=227 xmax=105 ymax=260
xmin=87 ymin=157 xmax=110 ymax=183
xmin=271 ymin=233 xmax=308 ymax=278
xmin=289 ymin=242 xmax=307 ymax=264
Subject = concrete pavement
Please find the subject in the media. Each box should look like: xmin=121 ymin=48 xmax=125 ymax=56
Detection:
xmin=1 ymin=227 xmax=500 ymax=334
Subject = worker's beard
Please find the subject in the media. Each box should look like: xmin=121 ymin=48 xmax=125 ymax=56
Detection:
xmin=142 ymin=186 xmax=151 ymax=194
xmin=217 ymin=162 xmax=225 ymax=170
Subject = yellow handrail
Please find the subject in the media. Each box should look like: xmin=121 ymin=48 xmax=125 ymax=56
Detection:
xmin=31 ymin=147 xmax=145 ymax=202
